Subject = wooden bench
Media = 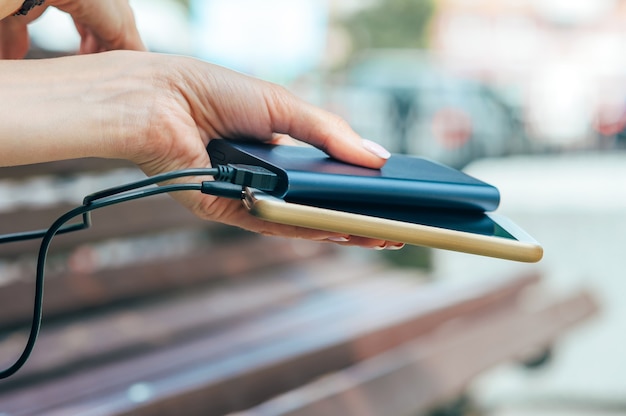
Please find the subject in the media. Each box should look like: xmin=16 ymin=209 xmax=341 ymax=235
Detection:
xmin=0 ymin=158 xmax=597 ymax=416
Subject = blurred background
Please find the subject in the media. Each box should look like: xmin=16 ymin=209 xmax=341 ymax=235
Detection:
xmin=10 ymin=0 xmax=626 ymax=414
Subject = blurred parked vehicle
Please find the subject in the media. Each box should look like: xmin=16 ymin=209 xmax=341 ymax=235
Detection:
xmin=334 ymin=50 xmax=530 ymax=168
xmin=592 ymin=95 xmax=626 ymax=150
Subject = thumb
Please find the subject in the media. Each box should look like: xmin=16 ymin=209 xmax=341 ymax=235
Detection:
xmin=271 ymin=95 xmax=390 ymax=169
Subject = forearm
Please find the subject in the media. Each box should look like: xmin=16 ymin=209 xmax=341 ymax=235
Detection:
xmin=0 ymin=1 xmax=22 ymax=18
xmin=0 ymin=52 xmax=156 ymax=167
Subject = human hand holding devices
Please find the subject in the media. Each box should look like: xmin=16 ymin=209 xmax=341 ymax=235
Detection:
xmin=0 ymin=50 xmax=396 ymax=248
xmin=127 ymin=54 xmax=395 ymax=248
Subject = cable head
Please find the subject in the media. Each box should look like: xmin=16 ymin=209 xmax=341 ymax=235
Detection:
xmin=200 ymin=182 xmax=245 ymax=199
xmin=214 ymin=164 xmax=278 ymax=191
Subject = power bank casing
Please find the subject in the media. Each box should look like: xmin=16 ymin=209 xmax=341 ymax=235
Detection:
xmin=207 ymin=139 xmax=500 ymax=212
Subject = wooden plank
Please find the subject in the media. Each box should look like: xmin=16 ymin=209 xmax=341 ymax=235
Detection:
xmin=0 ymin=158 xmax=133 ymax=180
xmin=234 ymin=291 xmax=597 ymax=416
xmin=0 ymin=236 xmax=332 ymax=327
xmin=0 ymin=271 xmax=548 ymax=416
xmin=0 ymin=254 xmax=384 ymax=387
xmin=0 ymin=196 xmax=214 ymax=257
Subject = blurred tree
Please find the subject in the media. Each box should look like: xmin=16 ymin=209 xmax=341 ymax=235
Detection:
xmin=341 ymin=0 xmax=434 ymax=53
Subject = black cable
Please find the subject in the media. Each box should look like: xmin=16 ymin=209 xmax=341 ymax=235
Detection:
xmin=0 ymin=164 xmax=277 ymax=245
xmin=0 ymin=164 xmax=277 ymax=379
xmin=82 ymin=168 xmax=219 ymax=204
xmin=0 ymin=169 xmax=216 ymax=246
xmin=0 ymin=184 xmax=201 ymax=379
xmin=0 ymin=170 xmax=216 ymax=246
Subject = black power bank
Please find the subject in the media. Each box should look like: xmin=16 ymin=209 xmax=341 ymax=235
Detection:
xmin=207 ymin=139 xmax=500 ymax=212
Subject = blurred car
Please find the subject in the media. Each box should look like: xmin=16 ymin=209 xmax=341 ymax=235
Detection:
xmin=337 ymin=49 xmax=529 ymax=168
xmin=592 ymin=95 xmax=626 ymax=149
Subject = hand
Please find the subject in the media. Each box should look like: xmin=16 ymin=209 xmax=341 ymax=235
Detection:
xmin=0 ymin=50 xmax=399 ymax=248
xmin=0 ymin=0 xmax=144 ymax=59
xmin=128 ymin=53 xmax=397 ymax=248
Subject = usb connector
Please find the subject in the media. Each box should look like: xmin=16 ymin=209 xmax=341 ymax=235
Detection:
xmin=213 ymin=164 xmax=278 ymax=191
xmin=202 ymin=164 xmax=278 ymax=199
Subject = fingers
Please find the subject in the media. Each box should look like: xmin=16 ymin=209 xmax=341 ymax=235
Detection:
xmin=338 ymin=236 xmax=405 ymax=250
xmin=1 ymin=1 xmax=144 ymax=58
xmin=267 ymin=89 xmax=390 ymax=170
xmin=54 ymin=0 xmax=146 ymax=53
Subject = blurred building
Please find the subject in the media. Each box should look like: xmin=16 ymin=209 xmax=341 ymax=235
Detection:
xmin=430 ymin=0 xmax=626 ymax=149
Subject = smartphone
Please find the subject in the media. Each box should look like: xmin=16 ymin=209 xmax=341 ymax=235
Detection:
xmin=242 ymin=188 xmax=543 ymax=263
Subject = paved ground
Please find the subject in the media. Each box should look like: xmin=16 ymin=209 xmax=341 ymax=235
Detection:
xmin=432 ymin=151 xmax=626 ymax=415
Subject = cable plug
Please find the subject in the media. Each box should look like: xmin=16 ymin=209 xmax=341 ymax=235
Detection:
xmin=200 ymin=181 xmax=245 ymax=199
xmin=214 ymin=164 xmax=278 ymax=191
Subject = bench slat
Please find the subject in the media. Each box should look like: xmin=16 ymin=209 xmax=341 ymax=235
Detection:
xmin=0 ymin=196 xmax=213 ymax=257
xmin=235 ymin=290 xmax=597 ymax=416
xmin=0 ymin=271 xmax=547 ymax=416
xmin=0 ymin=255 xmax=388 ymax=387
xmin=0 ymin=237 xmax=332 ymax=327
xmin=0 ymin=158 xmax=133 ymax=180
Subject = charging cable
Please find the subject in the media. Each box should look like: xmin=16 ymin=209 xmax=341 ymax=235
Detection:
xmin=0 ymin=164 xmax=277 ymax=379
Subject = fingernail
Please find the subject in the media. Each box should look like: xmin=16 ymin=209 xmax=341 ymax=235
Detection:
xmin=374 ymin=243 xmax=405 ymax=251
xmin=327 ymin=236 xmax=350 ymax=243
xmin=362 ymin=139 xmax=391 ymax=160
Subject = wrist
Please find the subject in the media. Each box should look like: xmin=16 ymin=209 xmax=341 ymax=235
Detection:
xmin=0 ymin=57 xmax=91 ymax=166
xmin=0 ymin=51 xmax=161 ymax=167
